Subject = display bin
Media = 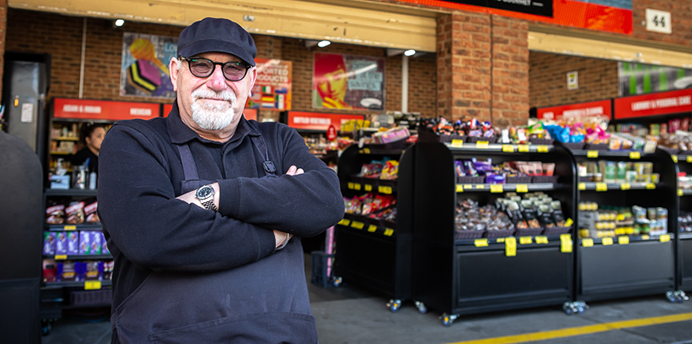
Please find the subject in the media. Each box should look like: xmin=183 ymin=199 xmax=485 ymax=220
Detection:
xmin=543 ymin=226 xmax=572 ymax=236
xmin=69 ymin=288 xmax=111 ymax=306
xmin=505 ymin=176 xmax=532 ymax=184
xmin=483 ymin=229 xmax=516 ymax=238
xmin=515 ymin=227 xmax=545 ymax=237
xmin=417 ymin=130 xmax=466 ymax=144
xmin=455 ymin=230 xmax=485 ymax=239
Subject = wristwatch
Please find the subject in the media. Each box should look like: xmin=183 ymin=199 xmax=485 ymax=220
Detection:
xmin=195 ymin=184 xmax=218 ymax=212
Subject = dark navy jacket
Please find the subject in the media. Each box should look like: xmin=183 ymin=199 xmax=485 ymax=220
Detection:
xmin=97 ymin=103 xmax=343 ymax=343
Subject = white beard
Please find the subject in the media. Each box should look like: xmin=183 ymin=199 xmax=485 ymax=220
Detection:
xmin=190 ymin=88 xmax=238 ymax=131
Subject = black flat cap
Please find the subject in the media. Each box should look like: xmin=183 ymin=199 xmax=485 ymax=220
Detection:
xmin=177 ymin=17 xmax=257 ymax=66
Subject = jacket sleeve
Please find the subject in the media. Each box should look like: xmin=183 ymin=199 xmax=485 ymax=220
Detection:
xmin=217 ymin=127 xmax=344 ymax=237
xmin=97 ymin=122 xmax=277 ymax=273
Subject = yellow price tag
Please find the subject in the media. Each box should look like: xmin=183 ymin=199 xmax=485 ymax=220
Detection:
xmin=379 ymin=186 xmax=393 ymax=194
xmin=620 ymin=183 xmax=631 ymax=190
xmin=679 ymin=189 xmax=684 ymax=196
xmin=660 ymin=234 xmax=671 ymax=243
xmin=354 ymin=183 xmax=361 ymax=191
xmin=687 ymin=155 xmax=692 ymax=163
xmin=646 ymin=183 xmax=656 ymax=190
xmin=351 ymin=221 xmax=364 ymax=229
xmin=629 ymin=151 xmax=641 ymax=159
xmin=560 ymin=234 xmax=572 ymax=253
xmin=456 ymin=185 xmax=464 ymax=193
xmin=505 ymin=237 xmax=517 ymax=257
xmin=363 ymin=148 xmax=371 ymax=154
xmin=618 ymin=236 xmax=630 ymax=245
xmin=582 ymin=238 xmax=594 ymax=247
xmin=535 ymin=236 xmax=548 ymax=244
xmin=641 ymin=235 xmax=650 ymax=240
xmin=502 ymin=145 xmax=514 ymax=152
xmin=537 ymin=145 xmax=549 ymax=153
xmin=364 ymin=184 xmax=372 ymax=191
xmin=64 ymin=225 xmax=77 ymax=231
xmin=384 ymin=228 xmax=394 ymax=236
xmin=367 ymin=224 xmax=377 ymax=232
xmin=519 ymin=236 xmax=532 ymax=244
xmin=475 ymin=184 xmax=485 ymax=189
xmin=602 ymin=237 xmax=613 ymax=246
xmin=476 ymin=141 xmax=489 ymax=148
xmin=496 ymin=238 xmax=505 ymax=243
xmin=347 ymin=182 xmax=354 ymax=190
xmin=516 ymin=184 xmax=528 ymax=193
xmin=338 ymin=218 xmax=350 ymax=226
xmin=587 ymin=150 xmax=599 ymax=158
xmin=490 ymin=184 xmax=503 ymax=193
xmin=451 ymin=139 xmax=464 ymax=148
xmin=518 ymin=145 xmax=530 ymax=152
xmin=84 ymin=281 xmax=102 ymax=290
xmin=54 ymin=255 xmax=67 ymax=260
xmin=672 ymin=155 xmax=678 ymax=163
xmin=579 ymin=183 xmax=586 ymax=190
xmin=564 ymin=218 xmax=573 ymax=227
xmin=596 ymin=183 xmax=608 ymax=192
xmin=474 ymin=238 xmax=488 ymax=247
xmin=464 ymin=184 xmax=473 ymax=190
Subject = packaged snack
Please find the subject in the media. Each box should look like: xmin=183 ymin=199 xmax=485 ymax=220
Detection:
xmin=55 ymin=232 xmax=68 ymax=255
xmin=101 ymin=233 xmax=110 ymax=255
xmin=103 ymin=261 xmax=114 ymax=280
xmin=90 ymin=231 xmax=102 ymax=255
xmin=79 ymin=231 xmax=92 ymax=255
xmin=46 ymin=204 xmax=65 ymax=224
xmin=57 ymin=261 xmax=78 ymax=281
xmin=65 ymin=201 xmax=85 ymax=224
xmin=84 ymin=261 xmax=103 ymax=281
xmin=43 ymin=232 xmax=56 ymax=256
xmin=67 ymin=231 xmax=79 ymax=255
xmin=84 ymin=201 xmax=99 ymax=223
xmin=380 ymin=160 xmax=399 ymax=180
xmin=42 ymin=259 xmax=57 ymax=283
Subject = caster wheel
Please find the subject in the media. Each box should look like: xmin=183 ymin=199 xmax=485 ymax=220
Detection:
xmin=577 ymin=307 xmax=585 ymax=314
xmin=387 ymin=299 xmax=402 ymax=313
xmin=332 ymin=277 xmax=342 ymax=287
xmin=441 ymin=313 xmax=457 ymax=327
xmin=41 ymin=322 xmax=51 ymax=336
xmin=666 ymin=291 xmax=676 ymax=303
xmin=415 ymin=301 xmax=427 ymax=314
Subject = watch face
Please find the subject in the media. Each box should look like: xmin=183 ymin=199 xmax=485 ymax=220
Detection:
xmin=196 ymin=185 xmax=213 ymax=199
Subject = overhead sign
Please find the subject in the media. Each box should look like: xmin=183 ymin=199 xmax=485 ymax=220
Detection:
xmin=537 ymin=100 xmax=612 ymax=120
xmin=53 ymin=98 xmax=160 ymax=121
xmin=395 ymin=0 xmax=633 ymax=35
xmin=287 ymin=111 xmax=364 ymax=131
xmin=614 ymin=89 xmax=692 ymax=119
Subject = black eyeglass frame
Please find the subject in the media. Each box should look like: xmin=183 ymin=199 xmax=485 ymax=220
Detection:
xmin=178 ymin=56 xmax=252 ymax=82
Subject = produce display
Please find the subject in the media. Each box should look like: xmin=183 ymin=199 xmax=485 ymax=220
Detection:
xmin=578 ymin=202 xmax=668 ymax=238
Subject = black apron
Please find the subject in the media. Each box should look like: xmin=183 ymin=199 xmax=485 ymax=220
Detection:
xmin=110 ymin=136 xmax=317 ymax=344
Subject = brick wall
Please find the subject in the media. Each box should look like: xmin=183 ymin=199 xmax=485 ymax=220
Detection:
xmin=491 ymin=16 xmax=529 ymax=127
xmin=5 ymin=9 xmax=436 ymax=119
xmin=529 ymin=52 xmax=619 ymax=108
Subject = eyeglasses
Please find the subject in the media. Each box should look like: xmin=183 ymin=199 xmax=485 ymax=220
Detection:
xmin=179 ymin=56 xmax=251 ymax=82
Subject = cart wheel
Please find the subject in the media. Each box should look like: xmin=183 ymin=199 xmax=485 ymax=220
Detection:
xmin=666 ymin=291 xmax=677 ymax=303
xmin=41 ymin=322 xmax=51 ymax=336
xmin=387 ymin=299 xmax=402 ymax=313
xmin=441 ymin=313 xmax=457 ymax=327
xmin=562 ymin=302 xmax=574 ymax=315
xmin=332 ymin=277 xmax=342 ymax=287
xmin=415 ymin=301 xmax=427 ymax=314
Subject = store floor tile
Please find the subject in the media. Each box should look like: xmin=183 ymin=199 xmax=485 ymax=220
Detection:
xmin=40 ymin=254 xmax=692 ymax=344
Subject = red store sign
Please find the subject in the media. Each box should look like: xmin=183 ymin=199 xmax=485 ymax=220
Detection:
xmin=537 ymin=99 xmax=612 ymax=120
xmin=53 ymin=98 xmax=160 ymax=120
xmin=614 ymin=89 xmax=692 ymax=119
xmin=287 ymin=111 xmax=364 ymax=131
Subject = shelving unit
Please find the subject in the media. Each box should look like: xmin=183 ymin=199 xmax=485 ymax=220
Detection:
xmin=675 ymin=152 xmax=692 ymax=293
xmin=571 ymin=148 xmax=678 ymax=303
xmin=411 ymin=142 xmax=577 ymax=326
xmin=333 ymin=142 xmax=416 ymax=312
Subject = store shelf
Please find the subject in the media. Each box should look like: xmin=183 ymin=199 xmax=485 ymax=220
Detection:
xmin=45 ymin=188 xmax=98 ymax=197
xmin=43 ymin=280 xmax=112 ymax=290
xmin=570 ymin=149 xmax=654 ymax=159
xmin=347 ymin=176 xmax=397 ymax=194
xmin=339 ymin=215 xmax=396 ymax=238
xmin=578 ymin=234 xmax=672 ymax=246
xmin=44 ymin=254 xmax=112 ymax=260
xmin=679 ymin=189 xmax=692 ymax=196
xmin=49 ymin=151 xmax=72 ymax=155
xmin=455 ymin=183 xmax=560 ymax=193
xmin=444 ymin=142 xmax=554 ymax=153
xmin=680 ymin=232 xmax=692 ymax=240
xmin=578 ymin=182 xmax=661 ymax=191
xmin=46 ymin=223 xmax=102 ymax=231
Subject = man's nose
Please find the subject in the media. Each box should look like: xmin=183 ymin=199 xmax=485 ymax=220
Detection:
xmin=206 ymin=65 xmax=228 ymax=91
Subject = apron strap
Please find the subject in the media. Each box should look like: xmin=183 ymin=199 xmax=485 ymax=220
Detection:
xmin=249 ymin=135 xmax=276 ymax=176
xmin=177 ymin=144 xmax=199 ymax=181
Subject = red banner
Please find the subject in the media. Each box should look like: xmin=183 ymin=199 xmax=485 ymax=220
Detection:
xmin=287 ymin=111 xmax=364 ymax=131
xmin=614 ymin=89 xmax=692 ymax=119
xmin=537 ymin=100 xmax=612 ymax=120
xmin=53 ymin=98 xmax=160 ymax=120
xmin=395 ymin=0 xmax=632 ymax=35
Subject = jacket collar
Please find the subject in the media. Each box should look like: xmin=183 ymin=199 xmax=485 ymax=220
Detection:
xmin=166 ymin=100 xmax=261 ymax=145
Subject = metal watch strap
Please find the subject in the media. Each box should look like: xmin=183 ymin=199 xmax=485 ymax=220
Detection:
xmin=201 ymin=198 xmax=218 ymax=212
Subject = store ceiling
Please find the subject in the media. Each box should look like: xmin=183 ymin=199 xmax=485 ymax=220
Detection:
xmin=8 ymin=0 xmax=439 ymax=52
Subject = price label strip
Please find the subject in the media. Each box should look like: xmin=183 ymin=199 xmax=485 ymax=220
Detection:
xmin=535 ymin=236 xmax=548 ymax=244
xmin=660 ymin=234 xmax=671 ymax=243
xmin=672 ymin=155 xmax=678 ymax=163
xmin=476 ymin=141 xmax=489 ymax=149
xmin=496 ymin=238 xmax=506 ymax=243
xmin=353 ymin=183 xmax=361 ymax=191
xmin=641 ymin=235 xmax=650 ymax=240
xmin=55 ymin=255 xmax=67 ymax=260
xmin=64 ymin=225 xmax=77 ymax=231
xmin=474 ymin=238 xmax=488 ymax=247
xmin=490 ymin=184 xmax=503 ymax=193
xmin=505 ymin=237 xmax=517 ymax=257
xmin=596 ymin=183 xmax=608 ymax=192
xmin=560 ymin=234 xmax=572 ymax=253
xmin=578 ymin=183 xmax=586 ymax=191
xmin=379 ymin=185 xmax=393 ymax=194
xmin=602 ymin=237 xmax=613 ymax=246
xmin=338 ymin=218 xmax=350 ymax=226
xmin=347 ymin=182 xmax=354 ymax=190
xmin=587 ymin=150 xmax=599 ymax=158
xmin=502 ymin=145 xmax=514 ymax=152
xmin=646 ymin=183 xmax=656 ymax=190
xmin=537 ymin=145 xmax=549 ymax=153
xmin=582 ymin=238 xmax=594 ymax=247
xmin=518 ymin=145 xmax=530 ymax=152
xmin=384 ymin=228 xmax=394 ymax=236
xmin=367 ymin=224 xmax=377 ymax=232
xmin=519 ymin=236 xmax=532 ymax=245
xmin=679 ymin=189 xmax=684 ymax=197
xmin=620 ymin=183 xmax=631 ymax=190
xmin=516 ymin=184 xmax=528 ymax=193
xmin=363 ymin=148 xmax=371 ymax=154
xmin=687 ymin=155 xmax=692 ymax=163
xmin=451 ymin=140 xmax=464 ymax=148
xmin=618 ymin=236 xmax=630 ymax=245
xmin=456 ymin=185 xmax=464 ymax=193
xmin=84 ymin=281 xmax=102 ymax=290
xmin=364 ymin=184 xmax=372 ymax=192
xmin=629 ymin=151 xmax=641 ymax=159
xmin=351 ymin=221 xmax=364 ymax=229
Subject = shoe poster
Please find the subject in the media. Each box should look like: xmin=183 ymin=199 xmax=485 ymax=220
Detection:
xmin=120 ymin=32 xmax=177 ymax=99
xmin=312 ymin=52 xmax=385 ymax=111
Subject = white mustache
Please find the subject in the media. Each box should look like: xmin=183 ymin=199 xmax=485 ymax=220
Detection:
xmin=191 ymin=89 xmax=237 ymax=104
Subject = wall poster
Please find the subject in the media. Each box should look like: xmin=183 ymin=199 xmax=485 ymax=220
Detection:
xmin=312 ymin=52 xmax=385 ymax=111
xmin=619 ymin=62 xmax=692 ymax=97
xmin=247 ymin=58 xmax=292 ymax=111
xmin=120 ymin=32 xmax=177 ymax=99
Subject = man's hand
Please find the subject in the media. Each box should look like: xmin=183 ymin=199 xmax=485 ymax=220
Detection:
xmin=273 ymin=166 xmax=304 ymax=248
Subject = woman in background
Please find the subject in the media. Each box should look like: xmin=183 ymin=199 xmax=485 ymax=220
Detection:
xmin=71 ymin=122 xmax=106 ymax=174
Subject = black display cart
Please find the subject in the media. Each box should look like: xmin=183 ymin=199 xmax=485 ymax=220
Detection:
xmin=675 ymin=153 xmax=692 ymax=295
xmin=333 ymin=142 xmax=419 ymax=312
xmin=411 ymin=141 xmax=577 ymax=326
xmin=570 ymin=148 xmax=679 ymax=304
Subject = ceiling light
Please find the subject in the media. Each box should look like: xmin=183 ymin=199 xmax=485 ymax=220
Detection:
xmin=404 ymin=49 xmax=416 ymax=57
xmin=317 ymin=40 xmax=331 ymax=48
xmin=114 ymin=19 xmax=125 ymax=27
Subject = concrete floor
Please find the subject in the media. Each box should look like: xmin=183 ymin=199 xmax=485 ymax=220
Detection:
xmin=41 ymin=254 xmax=692 ymax=344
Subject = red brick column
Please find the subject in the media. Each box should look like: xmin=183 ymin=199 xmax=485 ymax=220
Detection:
xmin=436 ymin=12 xmax=529 ymax=126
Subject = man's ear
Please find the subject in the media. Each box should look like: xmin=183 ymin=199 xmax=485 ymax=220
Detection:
xmin=169 ymin=57 xmax=179 ymax=92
